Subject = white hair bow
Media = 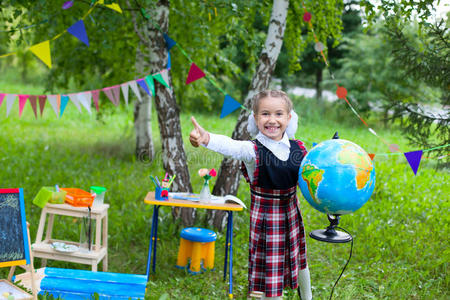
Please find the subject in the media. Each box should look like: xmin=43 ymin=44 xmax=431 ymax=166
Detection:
xmin=247 ymin=110 xmax=298 ymax=139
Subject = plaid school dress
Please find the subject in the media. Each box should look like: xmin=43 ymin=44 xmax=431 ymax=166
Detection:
xmin=241 ymin=139 xmax=308 ymax=298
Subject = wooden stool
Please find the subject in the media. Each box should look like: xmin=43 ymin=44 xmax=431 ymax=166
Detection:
xmin=175 ymin=227 xmax=217 ymax=274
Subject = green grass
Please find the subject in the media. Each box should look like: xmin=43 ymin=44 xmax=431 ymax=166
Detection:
xmin=0 ymin=92 xmax=448 ymax=299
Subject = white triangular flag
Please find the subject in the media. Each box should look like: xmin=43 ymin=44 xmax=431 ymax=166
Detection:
xmin=121 ymin=83 xmax=129 ymax=106
xmin=47 ymin=95 xmax=59 ymax=117
xmin=77 ymin=92 xmax=92 ymax=114
xmin=6 ymin=94 xmax=16 ymax=117
xmin=68 ymin=93 xmax=82 ymax=112
xmin=161 ymin=69 xmax=170 ymax=87
xmin=129 ymin=80 xmax=142 ymax=103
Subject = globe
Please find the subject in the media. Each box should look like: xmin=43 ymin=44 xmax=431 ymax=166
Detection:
xmin=298 ymin=139 xmax=375 ymax=215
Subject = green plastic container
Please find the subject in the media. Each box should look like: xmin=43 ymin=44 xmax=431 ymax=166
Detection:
xmin=32 ymin=186 xmax=67 ymax=208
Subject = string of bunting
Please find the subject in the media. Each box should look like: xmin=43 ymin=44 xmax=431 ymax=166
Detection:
xmin=0 ymin=0 xmax=122 ymax=67
xmin=300 ymin=1 xmax=448 ymax=175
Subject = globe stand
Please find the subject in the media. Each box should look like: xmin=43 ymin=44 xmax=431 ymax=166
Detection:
xmin=310 ymin=214 xmax=353 ymax=243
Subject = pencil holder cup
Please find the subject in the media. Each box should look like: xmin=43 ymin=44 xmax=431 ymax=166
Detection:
xmin=155 ymin=186 xmax=169 ymax=201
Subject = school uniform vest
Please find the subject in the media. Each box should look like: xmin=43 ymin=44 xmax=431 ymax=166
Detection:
xmin=241 ymin=139 xmax=308 ymax=297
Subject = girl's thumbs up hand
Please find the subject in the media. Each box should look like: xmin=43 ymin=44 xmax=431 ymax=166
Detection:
xmin=189 ymin=116 xmax=210 ymax=147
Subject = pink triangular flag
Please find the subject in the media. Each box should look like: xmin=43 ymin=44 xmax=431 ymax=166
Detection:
xmin=185 ymin=62 xmax=206 ymax=85
xmin=47 ymin=95 xmax=60 ymax=117
xmin=91 ymin=90 xmax=100 ymax=111
xmin=6 ymin=94 xmax=16 ymax=117
xmin=38 ymin=95 xmax=47 ymax=116
xmin=68 ymin=93 xmax=82 ymax=112
xmin=160 ymin=69 xmax=170 ymax=87
xmin=18 ymin=94 xmax=29 ymax=117
xmin=103 ymin=86 xmax=120 ymax=106
xmin=121 ymin=83 xmax=129 ymax=105
xmin=77 ymin=92 xmax=92 ymax=114
xmin=128 ymin=80 xmax=142 ymax=102
xmin=28 ymin=95 xmax=38 ymax=118
xmin=0 ymin=93 xmax=5 ymax=107
xmin=404 ymin=150 xmax=423 ymax=176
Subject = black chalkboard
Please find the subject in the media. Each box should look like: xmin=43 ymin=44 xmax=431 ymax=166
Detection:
xmin=0 ymin=188 xmax=30 ymax=268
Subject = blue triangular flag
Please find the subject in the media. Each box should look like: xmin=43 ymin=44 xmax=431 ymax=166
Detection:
xmin=312 ymin=142 xmax=318 ymax=147
xmin=404 ymin=150 xmax=423 ymax=175
xmin=163 ymin=33 xmax=176 ymax=50
xmin=67 ymin=20 xmax=89 ymax=46
xmin=220 ymin=95 xmax=241 ymax=118
xmin=60 ymin=95 xmax=69 ymax=117
xmin=167 ymin=51 xmax=171 ymax=69
xmin=137 ymin=79 xmax=151 ymax=96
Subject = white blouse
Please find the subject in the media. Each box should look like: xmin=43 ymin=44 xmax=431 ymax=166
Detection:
xmin=204 ymin=132 xmax=292 ymax=183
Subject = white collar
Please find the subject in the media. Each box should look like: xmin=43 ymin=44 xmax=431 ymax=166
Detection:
xmin=256 ymin=132 xmax=291 ymax=149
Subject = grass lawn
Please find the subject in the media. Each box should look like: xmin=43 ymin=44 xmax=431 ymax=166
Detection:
xmin=0 ymin=89 xmax=448 ymax=299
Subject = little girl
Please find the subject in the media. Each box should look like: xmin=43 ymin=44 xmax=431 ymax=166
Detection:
xmin=189 ymin=90 xmax=312 ymax=300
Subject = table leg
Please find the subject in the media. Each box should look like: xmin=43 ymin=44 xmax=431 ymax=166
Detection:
xmin=152 ymin=206 xmax=160 ymax=273
xmin=228 ymin=211 xmax=234 ymax=299
xmin=223 ymin=212 xmax=230 ymax=281
xmin=146 ymin=205 xmax=160 ymax=280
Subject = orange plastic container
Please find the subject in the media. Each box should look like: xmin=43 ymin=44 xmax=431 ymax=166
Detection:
xmin=61 ymin=188 xmax=95 ymax=207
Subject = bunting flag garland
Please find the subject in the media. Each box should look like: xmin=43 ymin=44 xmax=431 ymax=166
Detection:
xmin=29 ymin=41 xmax=52 ymax=68
xmin=220 ymin=95 xmax=242 ymax=118
xmin=6 ymin=94 xmax=16 ymax=117
xmin=404 ymin=150 xmax=423 ymax=175
xmin=121 ymin=83 xmax=129 ymax=106
xmin=38 ymin=95 xmax=46 ymax=116
xmin=137 ymin=79 xmax=151 ymax=97
xmin=186 ymin=63 xmax=206 ymax=85
xmin=128 ymin=80 xmax=142 ymax=102
xmin=28 ymin=95 xmax=38 ymax=118
xmin=91 ymin=90 xmax=100 ymax=111
xmin=47 ymin=95 xmax=60 ymax=117
xmin=60 ymin=95 xmax=70 ymax=117
xmin=163 ymin=33 xmax=176 ymax=50
xmin=18 ymin=95 xmax=29 ymax=117
xmin=67 ymin=20 xmax=90 ymax=46
xmin=145 ymin=75 xmax=156 ymax=96
xmin=0 ymin=93 xmax=5 ymax=107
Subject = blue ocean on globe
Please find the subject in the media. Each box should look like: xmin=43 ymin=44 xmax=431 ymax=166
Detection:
xmin=298 ymin=139 xmax=376 ymax=215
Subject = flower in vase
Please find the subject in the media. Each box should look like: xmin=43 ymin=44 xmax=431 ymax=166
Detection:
xmin=198 ymin=168 xmax=217 ymax=183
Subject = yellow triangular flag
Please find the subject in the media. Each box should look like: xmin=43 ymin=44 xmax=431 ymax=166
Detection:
xmin=30 ymin=40 xmax=52 ymax=68
xmin=104 ymin=3 xmax=122 ymax=13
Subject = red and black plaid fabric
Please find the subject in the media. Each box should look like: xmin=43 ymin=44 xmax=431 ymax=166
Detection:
xmin=241 ymin=140 xmax=308 ymax=298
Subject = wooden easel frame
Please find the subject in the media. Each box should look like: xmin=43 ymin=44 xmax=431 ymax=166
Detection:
xmin=5 ymin=223 xmax=38 ymax=300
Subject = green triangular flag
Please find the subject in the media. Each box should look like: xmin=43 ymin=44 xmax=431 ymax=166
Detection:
xmin=153 ymin=73 xmax=170 ymax=89
xmin=145 ymin=75 xmax=155 ymax=96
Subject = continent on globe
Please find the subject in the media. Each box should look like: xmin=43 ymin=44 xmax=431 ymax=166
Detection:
xmin=338 ymin=144 xmax=374 ymax=190
xmin=301 ymin=164 xmax=324 ymax=204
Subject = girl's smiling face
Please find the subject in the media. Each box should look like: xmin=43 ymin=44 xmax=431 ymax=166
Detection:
xmin=254 ymin=96 xmax=291 ymax=141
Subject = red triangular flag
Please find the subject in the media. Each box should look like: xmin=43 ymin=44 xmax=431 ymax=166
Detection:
xmin=0 ymin=93 xmax=5 ymax=107
xmin=185 ymin=62 xmax=206 ymax=85
xmin=38 ymin=95 xmax=47 ymax=116
xmin=28 ymin=95 xmax=38 ymax=118
xmin=18 ymin=94 xmax=29 ymax=117
xmin=368 ymin=153 xmax=375 ymax=161
xmin=92 ymin=90 xmax=100 ymax=111
xmin=404 ymin=150 xmax=423 ymax=176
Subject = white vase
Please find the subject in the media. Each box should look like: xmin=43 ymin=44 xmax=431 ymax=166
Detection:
xmin=199 ymin=181 xmax=211 ymax=203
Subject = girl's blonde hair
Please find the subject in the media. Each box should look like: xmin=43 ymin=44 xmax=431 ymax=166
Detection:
xmin=251 ymin=90 xmax=293 ymax=114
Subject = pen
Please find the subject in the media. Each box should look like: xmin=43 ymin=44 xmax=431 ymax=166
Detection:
xmin=155 ymin=176 xmax=161 ymax=186
xmin=168 ymin=174 xmax=176 ymax=187
xmin=149 ymin=176 xmax=159 ymax=187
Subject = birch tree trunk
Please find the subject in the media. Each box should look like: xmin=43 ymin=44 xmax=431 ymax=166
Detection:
xmin=129 ymin=0 xmax=195 ymax=226
xmin=209 ymin=0 xmax=290 ymax=230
